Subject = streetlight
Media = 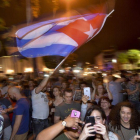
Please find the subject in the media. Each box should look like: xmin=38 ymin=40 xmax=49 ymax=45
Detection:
xmin=112 ymin=59 xmax=117 ymax=63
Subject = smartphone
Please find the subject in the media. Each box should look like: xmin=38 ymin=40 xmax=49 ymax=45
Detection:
xmin=84 ymin=87 xmax=91 ymax=100
xmin=71 ymin=110 xmax=81 ymax=118
xmin=71 ymin=110 xmax=81 ymax=129
xmin=85 ymin=116 xmax=96 ymax=135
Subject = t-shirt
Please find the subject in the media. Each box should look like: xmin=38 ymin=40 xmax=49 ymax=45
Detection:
xmin=109 ymin=124 xmax=137 ymax=140
xmin=108 ymin=131 xmax=118 ymax=140
xmin=12 ymin=98 xmax=29 ymax=134
xmin=54 ymin=133 xmax=69 ymax=140
xmin=109 ymin=81 xmax=123 ymax=105
xmin=55 ymin=101 xmax=81 ymax=120
xmin=126 ymin=82 xmax=140 ymax=101
xmin=0 ymin=115 xmax=4 ymax=139
xmin=31 ymin=88 xmax=49 ymax=119
xmin=0 ymin=98 xmax=11 ymax=128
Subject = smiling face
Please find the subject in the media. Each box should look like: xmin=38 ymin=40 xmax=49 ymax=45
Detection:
xmin=90 ymin=110 xmax=105 ymax=124
xmin=120 ymin=106 xmax=131 ymax=126
xmin=100 ymin=99 xmax=110 ymax=110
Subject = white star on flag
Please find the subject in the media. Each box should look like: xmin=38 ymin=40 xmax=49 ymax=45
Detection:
xmin=84 ymin=24 xmax=97 ymax=39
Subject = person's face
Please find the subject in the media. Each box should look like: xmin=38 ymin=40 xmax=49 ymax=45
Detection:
xmin=90 ymin=110 xmax=105 ymax=124
xmin=29 ymin=85 xmax=34 ymax=91
xmin=97 ymin=85 xmax=103 ymax=94
xmin=62 ymin=82 xmax=67 ymax=89
xmin=63 ymin=92 xmax=73 ymax=104
xmin=53 ymin=88 xmax=60 ymax=97
xmin=120 ymin=106 xmax=131 ymax=125
xmin=134 ymin=75 xmax=139 ymax=81
xmin=130 ymin=76 xmax=135 ymax=83
xmin=58 ymin=76 xmax=63 ymax=82
xmin=100 ymin=99 xmax=110 ymax=110
xmin=80 ymin=84 xmax=86 ymax=90
xmin=69 ymin=84 xmax=74 ymax=90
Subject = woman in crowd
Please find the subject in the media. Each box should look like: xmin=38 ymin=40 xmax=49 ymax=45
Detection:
xmin=92 ymin=82 xmax=113 ymax=103
xmin=52 ymin=86 xmax=63 ymax=106
xmin=79 ymin=106 xmax=118 ymax=140
xmin=98 ymin=96 xmax=112 ymax=125
xmin=109 ymin=101 xmax=140 ymax=140
xmin=49 ymin=86 xmax=63 ymax=124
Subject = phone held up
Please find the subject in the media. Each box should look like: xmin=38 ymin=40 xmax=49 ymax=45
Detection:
xmin=85 ymin=116 xmax=96 ymax=135
xmin=83 ymin=87 xmax=91 ymax=100
xmin=70 ymin=110 xmax=81 ymax=129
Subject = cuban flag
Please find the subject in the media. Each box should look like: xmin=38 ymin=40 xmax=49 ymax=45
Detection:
xmin=16 ymin=6 xmax=114 ymax=58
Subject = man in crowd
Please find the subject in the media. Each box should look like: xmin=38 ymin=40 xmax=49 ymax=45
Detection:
xmin=8 ymin=86 xmax=29 ymax=140
xmin=108 ymin=75 xmax=125 ymax=105
xmin=31 ymin=75 xmax=50 ymax=139
xmin=54 ymin=88 xmax=81 ymax=123
xmin=126 ymin=74 xmax=140 ymax=112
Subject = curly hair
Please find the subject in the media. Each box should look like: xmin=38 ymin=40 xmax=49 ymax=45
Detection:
xmin=109 ymin=101 xmax=140 ymax=132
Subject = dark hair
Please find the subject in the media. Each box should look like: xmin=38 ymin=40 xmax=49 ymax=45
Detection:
xmin=98 ymin=96 xmax=112 ymax=107
xmin=53 ymin=86 xmax=61 ymax=91
xmin=64 ymin=88 xmax=73 ymax=95
xmin=80 ymin=81 xmax=87 ymax=86
xmin=109 ymin=101 xmax=140 ymax=132
xmin=85 ymin=105 xmax=106 ymax=121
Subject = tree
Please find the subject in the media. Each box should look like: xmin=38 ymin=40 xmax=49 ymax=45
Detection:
xmin=127 ymin=49 xmax=140 ymax=64
xmin=117 ymin=53 xmax=129 ymax=64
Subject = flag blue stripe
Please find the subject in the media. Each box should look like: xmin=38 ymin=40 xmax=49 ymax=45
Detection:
xmin=19 ymin=44 xmax=76 ymax=58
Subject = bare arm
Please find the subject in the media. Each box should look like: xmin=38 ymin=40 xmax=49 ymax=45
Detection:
xmin=91 ymin=82 xmax=96 ymax=100
xmin=10 ymin=115 xmax=23 ymax=140
xmin=36 ymin=116 xmax=84 ymax=140
xmin=54 ymin=116 xmax=61 ymax=124
xmin=35 ymin=75 xmax=50 ymax=94
xmin=106 ymin=83 xmax=113 ymax=100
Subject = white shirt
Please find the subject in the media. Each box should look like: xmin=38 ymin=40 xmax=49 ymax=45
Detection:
xmin=31 ymin=88 xmax=49 ymax=119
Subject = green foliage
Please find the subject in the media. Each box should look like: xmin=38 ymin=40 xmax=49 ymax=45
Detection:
xmin=118 ymin=53 xmax=129 ymax=64
xmin=127 ymin=49 xmax=140 ymax=64
xmin=117 ymin=49 xmax=140 ymax=65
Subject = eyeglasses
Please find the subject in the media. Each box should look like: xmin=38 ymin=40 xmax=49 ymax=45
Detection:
xmin=101 ymin=102 xmax=108 ymax=104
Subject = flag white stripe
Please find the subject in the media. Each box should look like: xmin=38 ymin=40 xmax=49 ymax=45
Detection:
xmin=18 ymin=32 xmax=78 ymax=52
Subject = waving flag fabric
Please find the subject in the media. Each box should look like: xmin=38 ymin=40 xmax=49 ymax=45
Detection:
xmin=16 ymin=5 xmax=114 ymax=58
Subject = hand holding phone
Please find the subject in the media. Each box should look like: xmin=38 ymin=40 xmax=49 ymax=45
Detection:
xmin=85 ymin=116 xmax=96 ymax=135
xmin=71 ymin=110 xmax=81 ymax=129
xmin=84 ymin=87 xmax=91 ymax=100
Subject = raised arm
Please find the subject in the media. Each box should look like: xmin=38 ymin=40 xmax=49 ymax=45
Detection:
xmin=35 ymin=75 xmax=50 ymax=94
xmin=91 ymin=82 xmax=96 ymax=100
xmin=106 ymin=82 xmax=113 ymax=100
xmin=36 ymin=116 xmax=83 ymax=140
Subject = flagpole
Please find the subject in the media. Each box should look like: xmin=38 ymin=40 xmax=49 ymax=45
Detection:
xmin=53 ymin=54 xmax=70 ymax=73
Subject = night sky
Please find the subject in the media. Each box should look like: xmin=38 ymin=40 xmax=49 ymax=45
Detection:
xmin=0 ymin=0 xmax=140 ymax=63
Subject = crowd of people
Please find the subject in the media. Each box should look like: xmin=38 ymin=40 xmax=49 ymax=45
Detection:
xmin=0 ymin=70 xmax=140 ymax=140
